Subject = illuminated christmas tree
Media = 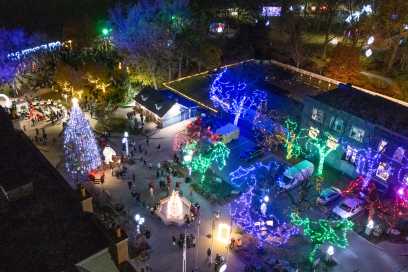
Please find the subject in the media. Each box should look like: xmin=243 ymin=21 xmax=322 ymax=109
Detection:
xmin=210 ymin=68 xmax=267 ymax=126
xmin=64 ymin=98 xmax=102 ymax=182
xmin=290 ymin=213 xmax=353 ymax=262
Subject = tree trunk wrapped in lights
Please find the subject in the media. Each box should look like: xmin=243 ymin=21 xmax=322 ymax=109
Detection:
xmin=210 ymin=67 xmax=267 ymax=126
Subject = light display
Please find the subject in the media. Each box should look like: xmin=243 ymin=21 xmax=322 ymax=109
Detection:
xmin=306 ymin=130 xmax=338 ymax=176
xmin=229 ymin=161 xmax=281 ymax=188
xmin=7 ymin=41 xmax=62 ymax=61
xmin=356 ymin=147 xmax=383 ymax=188
xmin=217 ymin=223 xmax=231 ymax=245
xmin=166 ymin=191 xmax=184 ymax=222
xmin=283 ymin=119 xmax=307 ymax=160
xmin=231 ymin=177 xmax=299 ymax=246
xmin=210 ymin=68 xmax=267 ymax=126
xmin=290 ymin=213 xmax=353 ymax=262
xmin=188 ymin=141 xmax=230 ymax=181
xmin=345 ymin=4 xmax=372 ymax=23
xmin=102 ymin=146 xmax=116 ymax=164
xmin=64 ymin=98 xmax=102 ymax=180
xmin=157 ymin=190 xmax=192 ymax=225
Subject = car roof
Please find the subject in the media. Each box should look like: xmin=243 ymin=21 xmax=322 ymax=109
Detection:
xmin=342 ymin=198 xmax=362 ymax=207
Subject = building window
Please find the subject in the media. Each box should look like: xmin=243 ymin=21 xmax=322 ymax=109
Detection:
xmin=344 ymin=145 xmax=358 ymax=164
xmin=376 ymin=162 xmax=391 ymax=181
xmin=393 ymin=147 xmax=405 ymax=163
xmin=349 ymin=126 xmax=365 ymax=142
xmin=329 ymin=117 xmax=344 ymax=133
xmin=311 ymin=108 xmax=324 ymax=123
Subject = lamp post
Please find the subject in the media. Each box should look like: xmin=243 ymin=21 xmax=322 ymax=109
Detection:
xmin=365 ymin=219 xmax=375 ymax=236
xmin=134 ymin=213 xmax=145 ymax=234
xmin=210 ymin=211 xmax=220 ymax=264
xmin=326 ymin=245 xmax=334 ymax=263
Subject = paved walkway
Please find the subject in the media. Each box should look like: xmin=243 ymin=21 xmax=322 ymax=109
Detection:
xmin=17 ymin=112 xmax=246 ymax=272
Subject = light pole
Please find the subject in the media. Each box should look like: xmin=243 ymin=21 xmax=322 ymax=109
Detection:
xmin=211 ymin=210 xmax=220 ymax=264
xmin=134 ymin=213 xmax=145 ymax=234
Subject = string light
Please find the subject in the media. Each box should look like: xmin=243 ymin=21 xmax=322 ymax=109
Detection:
xmin=210 ymin=68 xmax=267 ymax=126
xmin=306 ymin=130 xmax=338 ymax=176
xmin=64 ymin=98 xmax=102 ymax=179
xmin=183 ymin=141 xmax=230 ymax=182
xmin=231 ymin=176 xmax=299 ymax=246
xmin=290 ymin=213 xmax=353 ymax=262
xmin=7 ymin=41 xmax=65 ymax=61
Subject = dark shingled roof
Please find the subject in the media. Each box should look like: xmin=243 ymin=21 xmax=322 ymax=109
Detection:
xmin=313 ymin=84 xmax=408 ymax=137
xmin=135 ymin=87 xmax=176 ymax=118
xmin=0 ymin=108 xmax=109 ymax=272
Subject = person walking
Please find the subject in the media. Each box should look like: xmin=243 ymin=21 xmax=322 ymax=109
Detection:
xmin=206 ymin=248 xmax=211 ymax=264
xmin=172 ymin=236 xmax=177 ymax=246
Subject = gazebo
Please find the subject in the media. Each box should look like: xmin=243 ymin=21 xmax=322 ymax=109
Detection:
xmin=156 ymin=191 xmax=192 ymax=226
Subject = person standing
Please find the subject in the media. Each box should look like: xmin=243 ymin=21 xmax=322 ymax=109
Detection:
xmin=146 ymin=136 xmax=149 ymax=146
xmin=172 ymin=236 xmax=177 ymax=246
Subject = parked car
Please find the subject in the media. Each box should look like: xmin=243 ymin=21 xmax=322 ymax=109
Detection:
xmin=332 ymin=197 xmax=365 ymax=219
xmin=277 ymin=160 xmax=314 ymax=190
xmin=317 ymin=186 xmax=342 ymax=205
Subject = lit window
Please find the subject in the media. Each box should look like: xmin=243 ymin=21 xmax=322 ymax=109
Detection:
xmin=349 ymin=126 xmax=365 ymax=142
xmin=376 ymin=162 xmax=391 ymax=181
xmin=311 ymin=108 xmax=324 ymax=123
xmin=344 ymin=145 xmax=358 ymax=164
xmin=378 ymin=140 xmax=387 ymax=152
xmin=330 ymin=117 xmax=344 ymax=133
xmin=393 ymin=147 xmax=405 ymax=163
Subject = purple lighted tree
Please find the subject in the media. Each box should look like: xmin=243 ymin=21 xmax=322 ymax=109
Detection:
xmin=210 ymin=67 xmax=267 ymax=126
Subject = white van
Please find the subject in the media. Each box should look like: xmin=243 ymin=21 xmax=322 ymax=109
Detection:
xmin=278 ymin=160 xmax=314 ymax=190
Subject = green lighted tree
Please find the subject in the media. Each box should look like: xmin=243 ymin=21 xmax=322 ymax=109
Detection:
xmin=306 ymin=128 xmax=339 ymax=176
xmin=280 ymin=119 xmax=308 ymax=160
xmin=290 ymin=213 xmax=354 ymax=263
xmin=186 ymin=141 xmax=230 ymax=182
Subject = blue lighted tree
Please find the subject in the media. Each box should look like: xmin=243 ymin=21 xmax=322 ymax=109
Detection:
xmin=210 ymin=67 xmax=267 ymax=126
xmin=64 ymin=98 xmax=102 ymax=182
xmin=356 ymin=146 xmax=385 ymax=188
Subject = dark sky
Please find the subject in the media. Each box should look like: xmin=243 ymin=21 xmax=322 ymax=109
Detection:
xmin=0 ymin=0 xmax=128 ymax=38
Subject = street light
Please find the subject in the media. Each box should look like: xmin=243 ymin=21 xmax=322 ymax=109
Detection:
xmin=326 ymin=245 xmax=334 ymax=262
xmin=102 ymin=28 xmax=110 ymax=36
xmin=134 ymin=213 xmax=145 ymax=234
xmin=365 ymin=219 xmax=375 ymax=235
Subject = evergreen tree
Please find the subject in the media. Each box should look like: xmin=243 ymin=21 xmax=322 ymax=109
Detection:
xmin=64 ymin=98 xmax=101 ymax=181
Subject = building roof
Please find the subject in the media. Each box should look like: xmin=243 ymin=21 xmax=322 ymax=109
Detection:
xmin=0 ymin=108 xmax=109 ymax=272
xmin=313 ymin=84 xmax=408 ymax=137
xmin=135 ymin=88 xmax=176 ymax=118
